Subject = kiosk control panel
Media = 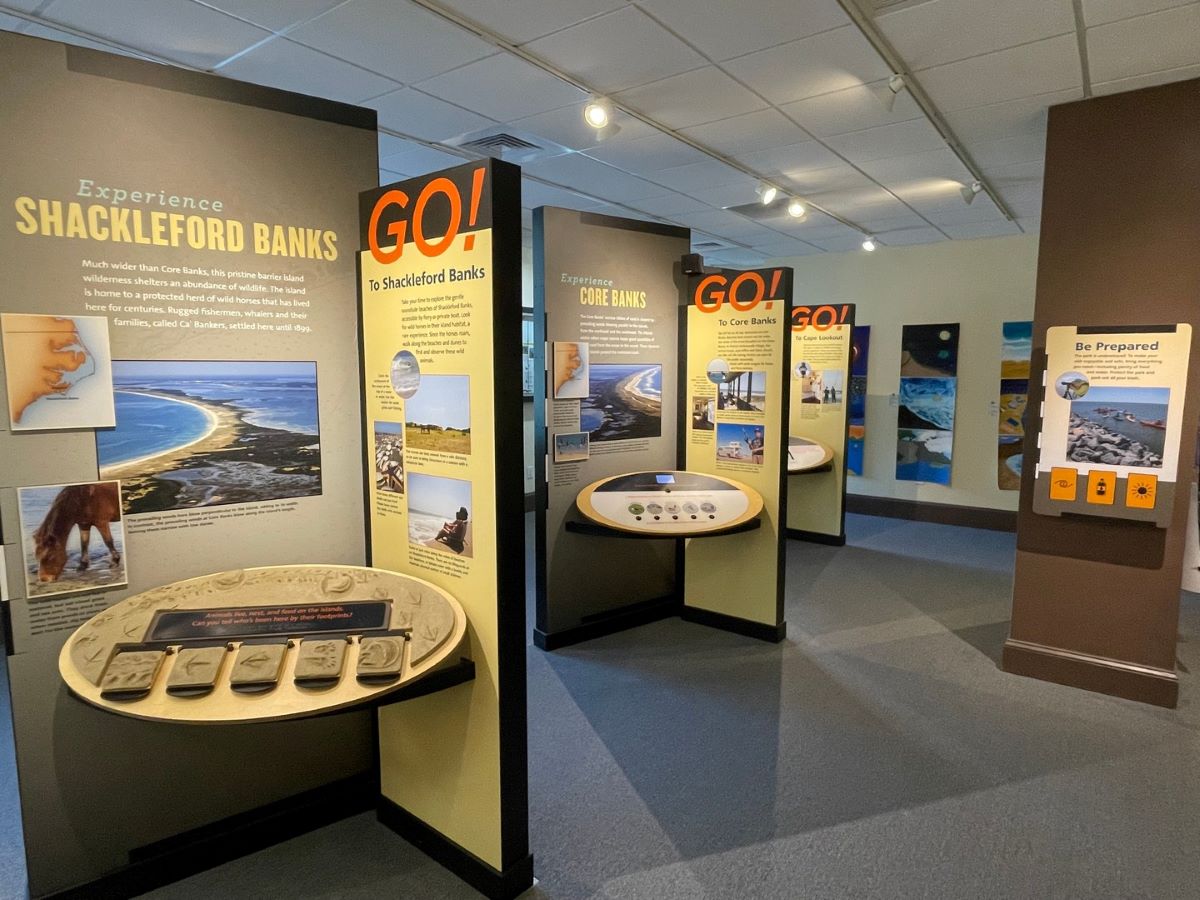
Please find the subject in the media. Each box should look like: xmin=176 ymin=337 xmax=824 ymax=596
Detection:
xmin=576 ymin=470 xmax=763 ymax=535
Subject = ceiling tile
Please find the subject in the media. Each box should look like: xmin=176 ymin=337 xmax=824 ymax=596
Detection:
xmin=650 ymin=159 xmax=757 ymax=192
xmin=509 ymin=104 xmax=656 ymax=152
xmin=679 ymin=109 xmax=813 ymax=156
xmin=1086 ymin=4 xmax=1200 ymax=84
xmin=1081 ymin=0 xmax=1197 ymax=27
xmin=862 ymin=148 xmax=978 ymax=208
xmin=1091 ymin=61 xmax=1200 ymax=94
xmin=584 ymin=133 xmax=710 ymax=172
xmin=3 ymin=1 xmax=43 ymax=11
xmin=434 ymin=0 xmax=625 ymax=43
xmin=996 ymin=183 xmax=1046 ymax=217
xmin=920 ymin=201 xmax=1007 ymax=225
xmin=966 ymin=132 xmax=1047 ymax=169
xmin=805 ymin=185 xmax=911 ymax=219
xmin=1017 ymin=216 xmax=1041 ymax=232
xmin=919 ymin=34 xmax=1082 ymax=111
xmin=855 ymin=212 xmax=932 ymax=232
xmin=523 ymin=7 xmax=706 ymax=93
xmin=773 ymin=211 xmax=860 ymax=239
xmin=380 ymin=167 xmax=405 ymax=184
xmin=288 ymin=0 xmax=494 ymax=82
xmin=673 ymin=208 xmax=761 ymax=233
xmin=379 ymin=141 xmax=469 ymax=177
xmin=812 ymin=233 xmax=884 ymax=252
xmin=941 ymin=220 xmax=1023 ymax=239
xmin=416 ymin=53 xmax=585 ymax=122
xmin=780 ymin=79 xmax=923 ymax=137
xmin=723 ymin=25 xmax=892 ymax=106
xmin=615 ymin=66 xmax=768 ymax=129
xmin=879 ymin=0 xmax=1075 ymax=70
xmin=758 ymin=237 xmax=825 ymax=257
xmin=781 ymin=164 xmax=875 ymax=194
xmin=367 ymin=88 xmax=496 ymax=141
xmin=684 ymin=180 xmax=766 ymax=208
xmin=37 ymin=0 xmax=270 ymax=68
xmin=522 ymin=178 xmax=606 ymax=210
xmin=983 ymin=160 xmax=1045 ymax=189
xmin=941 ymin=88 xmax=1082 ymax=143
xmin=874 ymin=228 xmax=946 ymax=247
xmin=736 ymin=140 xmax=843 ymax=178
xmin=627 ymin=192 xmax=712 ymax=216
xmin=219 ymin=37 xmax=398 ymax=103
xmin=636 ymin=0 xmax=849 ymax=61
xmin=706 ymin=248 xmax=770 ymax=267
xmin=824 ymin=118 xmax=947 ymax=163
xmin=16 ymin=21 xmax=142 ymax=56
xmin=523 ymin=153 xmax=672 ymax=202
xmin=197 ymin=0 xmax=344 ymax=32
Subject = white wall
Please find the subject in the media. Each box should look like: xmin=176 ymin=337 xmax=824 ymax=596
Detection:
xmin=773 ymin=234 xmax=1039 ymax=512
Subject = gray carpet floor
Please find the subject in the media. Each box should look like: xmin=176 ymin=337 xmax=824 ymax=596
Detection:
xmin=6 ymin=513 xmax=1200 ymax=899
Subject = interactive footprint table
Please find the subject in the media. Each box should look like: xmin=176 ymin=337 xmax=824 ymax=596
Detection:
xmin=786 ymin=436 xmax=834 ymax=474
xmin=573 ymin=470 xmax=763 ymax=538
xmin=58 ymin=564 xmax=468 ymax=724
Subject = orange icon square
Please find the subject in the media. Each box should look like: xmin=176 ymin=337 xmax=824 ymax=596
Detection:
xmin=1086 ymin=470 xmax=1116 ymax=505
xmin=1049 ymin=467 xmax=1078 ymax=501
xmin=1125 ymin=474 xmax=1158 ymax=509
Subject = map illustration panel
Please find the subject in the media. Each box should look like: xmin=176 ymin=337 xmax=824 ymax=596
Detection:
xmin=1 ymin=313 xmax=115 ymax=431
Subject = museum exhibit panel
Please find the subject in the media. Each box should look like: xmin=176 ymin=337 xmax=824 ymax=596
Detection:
xmin=359 ymin=161 xmax=532 ymax=895
xmin=533 ymin=207 xmax=792 ymax=648
xmin=1005 ymin=80 xmax=1200 ymax=709
xmin=0 ymin=32 xmax=531 ymax=900
xmin=786 ymin=304 xmax=856 ymax=544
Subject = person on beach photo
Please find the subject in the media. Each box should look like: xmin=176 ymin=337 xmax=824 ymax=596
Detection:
xmin=435 ymin=506 xmax=469 ymax=554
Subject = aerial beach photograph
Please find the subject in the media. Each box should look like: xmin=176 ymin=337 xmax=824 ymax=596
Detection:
xmin=580 ymin=363 xmax=662 ymax=442
xmin=96 ymin=360 xmax=321 ymax=513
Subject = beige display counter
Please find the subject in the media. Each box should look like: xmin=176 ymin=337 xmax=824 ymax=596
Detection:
xmin=575 ymin=470 xmax=763 ymax=537
xmin=786 ymin=436 xmax=835 ymax=474
xmin=58 ymin=564 xmax=467 ymax=724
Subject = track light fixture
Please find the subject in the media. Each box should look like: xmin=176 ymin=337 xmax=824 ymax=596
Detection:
xmin=861 ymin=236 xmax=877 ymax=252
xmin=757 ymin=183 xmax=778 ymax=206
xmin=583 ymin=96 xmax=612 ymax=129
xmin=960 ymin=180 xmax=984 ymax=205
xmin=878 ymin=73 xmax=907 ymax=112
xmin=786 ymin=198 xmax=806 ymax=218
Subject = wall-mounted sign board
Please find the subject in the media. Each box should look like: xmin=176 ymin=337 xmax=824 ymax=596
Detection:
xmin=1033 ymin=324 xmax=1192 ymax=527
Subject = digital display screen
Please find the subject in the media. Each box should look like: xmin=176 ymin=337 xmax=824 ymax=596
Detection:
xmin=655 ymin=474 xmax=675 ymax=484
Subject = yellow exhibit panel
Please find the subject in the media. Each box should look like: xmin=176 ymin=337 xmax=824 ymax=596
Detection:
xmin=357 ymin=161 xmax=530 ymax=893
xmin=682 ymin=269 xmax=791 ymax=633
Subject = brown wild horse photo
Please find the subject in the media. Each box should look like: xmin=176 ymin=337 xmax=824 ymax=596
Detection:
xmin=34 ymin=482 xmax=122 ymax=583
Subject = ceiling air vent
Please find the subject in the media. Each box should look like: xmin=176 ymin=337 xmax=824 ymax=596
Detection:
xmin=693 ymin=240 xmax=729 ymax=250
xmin=460 ymin=132 xmax=541 ymax=154
xmin=447 ymin=126 xmax=573 ymax=164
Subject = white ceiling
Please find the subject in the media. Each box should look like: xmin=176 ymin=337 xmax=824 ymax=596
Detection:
xmin=2 ymin=0 xmax=1197 ymax=266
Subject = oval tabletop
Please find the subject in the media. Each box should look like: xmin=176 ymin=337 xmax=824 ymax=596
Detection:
xmin=576 ymin=470 xmax=763 ymax=536
xmin=786 ymin=436 xmax=835 ymax=473
xmin=58 ymin=564 xmax=467 ymax=724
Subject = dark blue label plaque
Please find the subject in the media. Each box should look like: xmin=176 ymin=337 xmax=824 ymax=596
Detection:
xmin=147 ymin=601 xmax=390 ymax=641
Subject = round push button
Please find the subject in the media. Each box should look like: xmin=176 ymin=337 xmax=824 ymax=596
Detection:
xmin=627 ymin=503 xmax=645 ymax=515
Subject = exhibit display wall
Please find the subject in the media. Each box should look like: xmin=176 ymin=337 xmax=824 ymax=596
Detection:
xmin=787 ymin=304 xmax=855 ymax=542
xmin=683 ymin=269 xmax=791 ymax=636
xmin=769 ymin=235 xmax=1038 ymax=514
xmin=0 ymin=33 xmax=378 ymax=895
xmin=358 ymin=161 xmax=531 ymax=893
xmin=534 ymin=208 xmax=690 ymax=648
xmin=1005 ymin=78 xmax=1200 ymax=708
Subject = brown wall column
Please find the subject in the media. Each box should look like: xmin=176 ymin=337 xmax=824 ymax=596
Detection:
xmin=1004 ymin=79 xmax=1200 ymax=708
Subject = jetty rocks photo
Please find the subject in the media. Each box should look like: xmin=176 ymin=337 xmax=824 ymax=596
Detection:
xmin=1066 ymin=413 xmax=1163 ymax=468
